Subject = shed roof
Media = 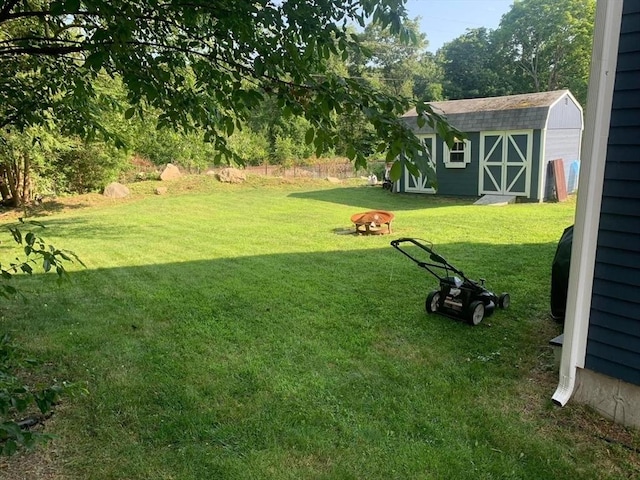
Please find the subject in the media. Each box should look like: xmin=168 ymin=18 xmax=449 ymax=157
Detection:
xmin=403 ymin=90 xmax=573 ymax=133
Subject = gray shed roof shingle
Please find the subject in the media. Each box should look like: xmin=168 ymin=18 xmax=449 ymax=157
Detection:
xmin=404 ymin=90 xmax=571 ymax=133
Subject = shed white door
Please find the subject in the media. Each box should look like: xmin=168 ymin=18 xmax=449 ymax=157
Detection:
xmin=405 ymin=134 xmax=436 ymax=193
xmin=479 ymin=131 xmax=532 ymax=197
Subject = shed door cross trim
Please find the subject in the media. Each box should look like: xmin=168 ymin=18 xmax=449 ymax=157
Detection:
xmin=480 ymin=130 xmax=532 ymax=197
xmin=405 ymin=134 xmax=436 ymax=193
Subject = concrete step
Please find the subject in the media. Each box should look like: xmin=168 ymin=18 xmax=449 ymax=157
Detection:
xmin=474 ymin=194 xmax=517 ymax=206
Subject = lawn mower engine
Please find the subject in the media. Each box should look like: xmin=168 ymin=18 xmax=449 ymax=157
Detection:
xmin=391 ymin=238 xmax=510 ymax=325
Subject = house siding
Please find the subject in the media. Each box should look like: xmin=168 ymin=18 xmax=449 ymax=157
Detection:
xmin=584 ymin=2 xmax=640 ymax=387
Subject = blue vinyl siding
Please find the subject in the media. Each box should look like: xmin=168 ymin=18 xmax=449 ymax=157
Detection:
xmin=585 ymin=1 xmax=640 ymax=386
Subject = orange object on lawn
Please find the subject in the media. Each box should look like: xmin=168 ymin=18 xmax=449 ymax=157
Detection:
xmin=350 ymin=210 xmax=394 ymax=235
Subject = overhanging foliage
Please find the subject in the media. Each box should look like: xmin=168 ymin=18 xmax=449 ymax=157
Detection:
xmin=0 ymin=0 xmax=460 ymax=177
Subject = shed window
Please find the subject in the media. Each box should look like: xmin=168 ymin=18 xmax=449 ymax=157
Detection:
xmin=443 ymin=138 xmax=471 ymax=169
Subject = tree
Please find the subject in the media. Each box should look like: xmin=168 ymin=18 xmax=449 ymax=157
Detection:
xmin=492 ymin=0 xmax=595 ymax=105
xmin=0 ymin=0 xmax=459 ymax=186
xmin=438 ymin=28 xmax=509 ymax=100
xmin=350 ymin=17 xmax=430 ymax=98
xmin=411 ymin=51 xmax=444 ymax=102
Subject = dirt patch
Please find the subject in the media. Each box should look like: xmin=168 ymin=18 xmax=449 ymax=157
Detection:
xmin=0 ymin=417 xmax=67 ymax=480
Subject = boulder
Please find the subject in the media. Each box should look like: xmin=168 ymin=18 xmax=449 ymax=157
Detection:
xmin=326 ymin=176 xmax=341 ymax=184
xmin=160 ymin=163 xmax=182 ymax=181
xmin=155 ymin=187 xmax=168 ymax=195
xmin=103 ymin=182 xmax=130 ymax=198
xmin=217 ymin=167 xmax=246 ymax=184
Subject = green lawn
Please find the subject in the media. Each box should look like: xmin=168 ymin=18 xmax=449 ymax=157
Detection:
xmin=2 ymin=176 xmax=638 ymax=479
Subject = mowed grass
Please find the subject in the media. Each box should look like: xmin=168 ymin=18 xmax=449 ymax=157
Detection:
xmin=2 ymin=176 xmax=639 ymax=479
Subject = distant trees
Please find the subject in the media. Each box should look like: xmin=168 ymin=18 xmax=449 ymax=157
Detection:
xmin=437 ymin=0 xmax=596 ymax=105
xmin=438 ymin=28 xmax=509 ymax=100
xmin=492 ymin=0 xmax=595 ymax=104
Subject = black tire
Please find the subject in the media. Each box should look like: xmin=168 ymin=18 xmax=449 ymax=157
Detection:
xmin=467 ymin=301 xmax=485 ymax=326
xmin=425 ymin=290 xmax=441 ymax=314
xmin=498 ymin=293 xmax=511 ymax=309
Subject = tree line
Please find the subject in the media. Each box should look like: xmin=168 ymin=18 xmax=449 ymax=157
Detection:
xmin=0 ymin=0 xmax=594 ymax=206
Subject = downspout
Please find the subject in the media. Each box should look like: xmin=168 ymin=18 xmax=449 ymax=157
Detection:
xmin=552 ymin=0 xmax=623 ymax=406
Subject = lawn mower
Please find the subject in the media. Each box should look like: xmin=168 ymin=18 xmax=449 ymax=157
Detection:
xmin=390 ymin=237 xmax=510 ymax=325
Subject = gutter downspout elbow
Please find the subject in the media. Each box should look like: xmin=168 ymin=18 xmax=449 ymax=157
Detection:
xmin=553 ymin=372 xmax=574 ymax=406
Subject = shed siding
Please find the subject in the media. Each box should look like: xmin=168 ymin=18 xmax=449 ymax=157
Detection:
xmin=543 ymin=129 xmax=583 ymax=198
xmin=585 ymin=2 xmax=640 ymax=386
xmin=525 ymin=131 xmax=542 ymax=201
xmin=547 ymin=95 xmax=583 ymax=129
xmin=436 ymin=132 xmax=480 ymax=196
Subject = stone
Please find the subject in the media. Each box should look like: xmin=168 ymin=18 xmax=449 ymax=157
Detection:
xmin=155 ymin=187 xmax=168 ymax=195
xmin=160 ymin=163 xmax=182 ymax=181
xmin=217 ymin=167 xmax=246 ymax=183
xmin=103 ymin=182 xmax=130 ymax=198
xmin=326 ymin=176 xmax=341 ymax=184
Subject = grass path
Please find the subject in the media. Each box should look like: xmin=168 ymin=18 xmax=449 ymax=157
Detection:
xmin=1 ymin=176 xmax=638 ymax=479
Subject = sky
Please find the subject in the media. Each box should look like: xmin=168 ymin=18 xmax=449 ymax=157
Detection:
xmin=404 ymin=0 xmax=514 ymax=52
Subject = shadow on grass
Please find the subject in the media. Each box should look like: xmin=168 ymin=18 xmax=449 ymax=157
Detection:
xmin=288 ymin=186 xmax=477 ymax=211
xmin=3 ymin=241 xmax=572 ymax=479
xmin=8 ymin=240 xmax=560 ymax=349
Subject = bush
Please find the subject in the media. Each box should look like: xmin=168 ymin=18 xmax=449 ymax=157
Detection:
xmin=50 ymin=141 xmax=129 ymax=194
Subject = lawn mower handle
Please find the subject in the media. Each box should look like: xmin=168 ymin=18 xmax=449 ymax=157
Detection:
xmin=390 ymin=237 xmax=465 ymax=277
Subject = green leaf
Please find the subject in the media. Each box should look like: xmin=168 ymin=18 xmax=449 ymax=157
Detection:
xmin=390 ymin=160 xmax=402 ymax=181
xmin=254 ymin=57 xmax=264 ymax=77
xmin=346 ymin=145 xmax=356 ymax=160
xmin=9 ymin=228 xmax=22 ymax=244
xmin=25 ymin=233 xmax=36 ymax=247
xmin=405 ymin=161 xmax=419 ymax=178
xmin=304 ymin=128 xmax=314 ymax=145
xmin=64 ymin=0 xmax=81 ymax=11
xmin=2 ymin=438 xmax=17 ymax=456
xmin=225 ymin=117 xmax=235 ymax=136
xmin=84 ymin=51 xmax=106 ymax=71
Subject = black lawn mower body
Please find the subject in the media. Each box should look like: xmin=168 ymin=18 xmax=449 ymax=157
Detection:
xmin=391 ymin=238 xmax=510 ymax=325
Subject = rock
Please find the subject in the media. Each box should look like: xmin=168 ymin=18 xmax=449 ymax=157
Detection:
xmin=326 ymin=176 xmax=341 ymax=184
xmin=155 ymin=187 xmax=168 ymax=195
xmin=160 ymin=163 xmax=182 ymax=181
xmin=205 ymin=170 xmax=217 ymax=176
xmin=103 ymin=182 xmax=130 ymax=198
xmin=217 ymin=167 xmax=246 ymax=183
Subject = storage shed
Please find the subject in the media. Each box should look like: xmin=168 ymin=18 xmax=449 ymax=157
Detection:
xmin=400 ymin=90 xmax=583 ymax=201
